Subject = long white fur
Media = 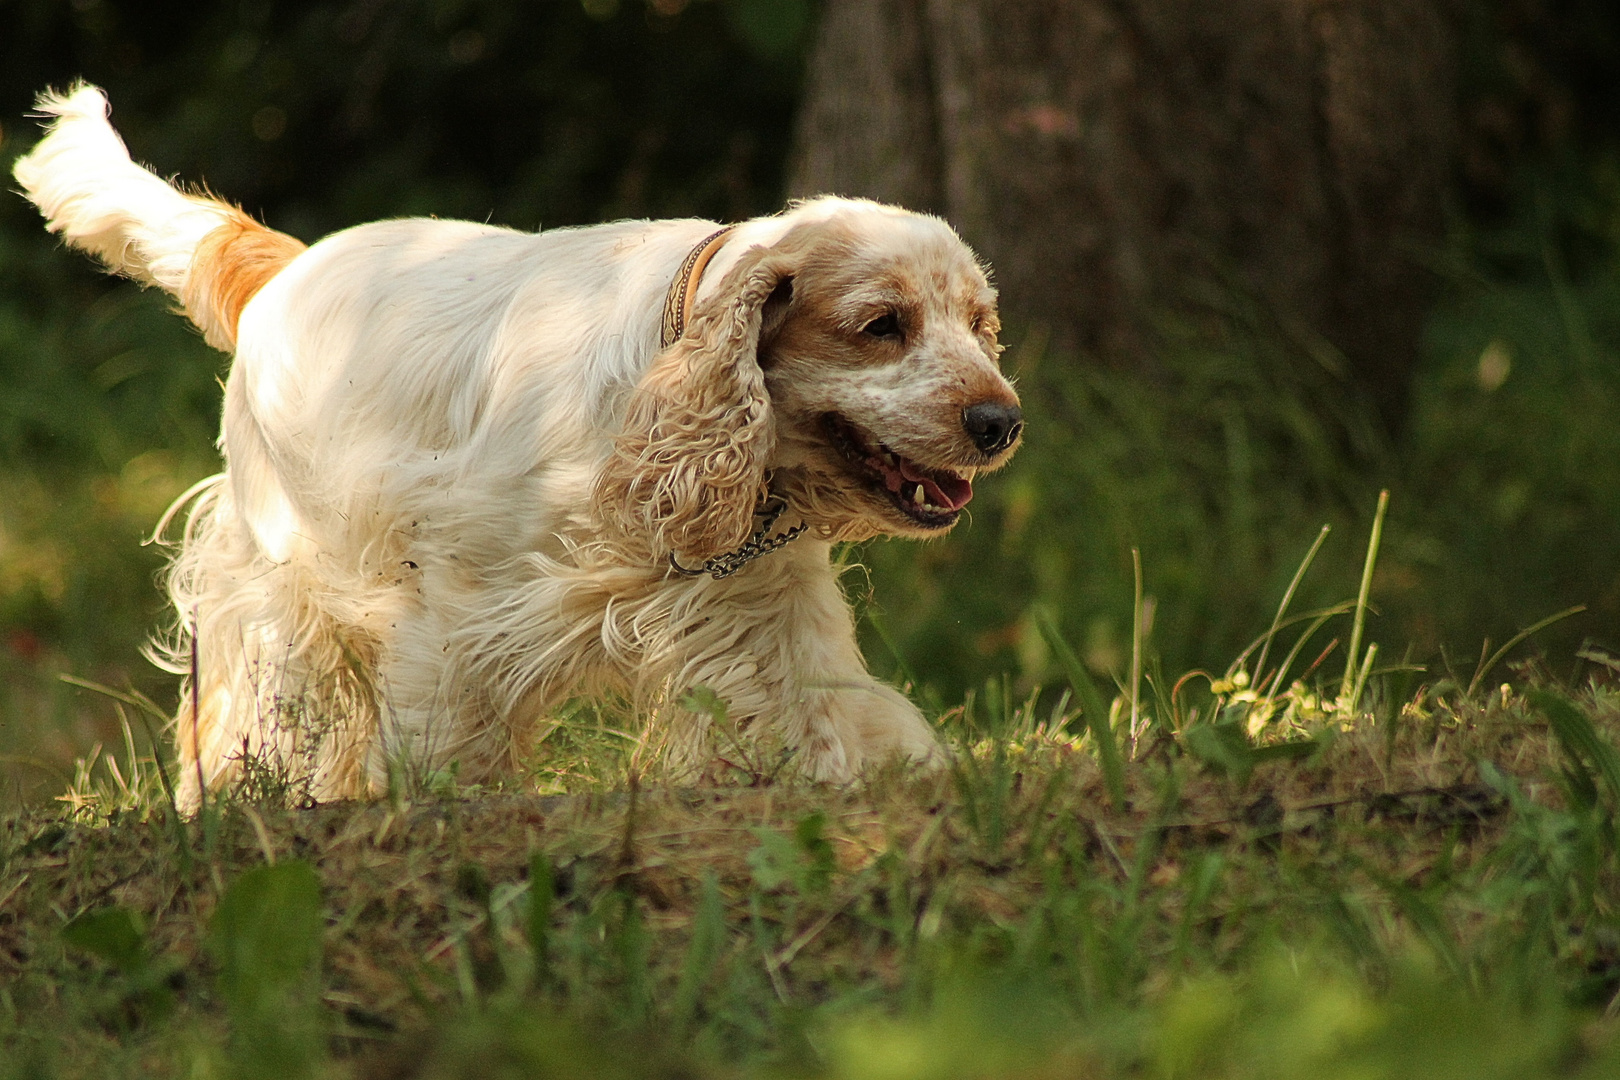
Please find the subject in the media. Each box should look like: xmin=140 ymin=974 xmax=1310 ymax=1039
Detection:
xmin=14 ymin=86 xmax=1017 ymax=808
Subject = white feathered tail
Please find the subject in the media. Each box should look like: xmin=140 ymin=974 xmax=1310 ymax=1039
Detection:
xmin=12 ymin=83 xmax=304 ymax=351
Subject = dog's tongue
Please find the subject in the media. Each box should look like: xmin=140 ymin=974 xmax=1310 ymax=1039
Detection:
xmin=898 ymin=459 xmax=973 ymax=511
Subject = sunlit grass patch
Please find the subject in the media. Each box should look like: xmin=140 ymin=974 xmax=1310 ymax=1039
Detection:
xmin=4 ymin=638 xmax=1620 ymax=1076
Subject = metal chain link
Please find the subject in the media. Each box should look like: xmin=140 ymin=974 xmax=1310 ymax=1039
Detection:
xmin=668 ymin=497 xmax=809 ymax=580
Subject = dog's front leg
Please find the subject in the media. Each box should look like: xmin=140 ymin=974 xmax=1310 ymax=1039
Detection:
xmin=659 ymin=540 xmax=944 ymax=782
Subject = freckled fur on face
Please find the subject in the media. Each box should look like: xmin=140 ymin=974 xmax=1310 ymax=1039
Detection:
xmin=757 ymin=212 xmax=1021 ymax=541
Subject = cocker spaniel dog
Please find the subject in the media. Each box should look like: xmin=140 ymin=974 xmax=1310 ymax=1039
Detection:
xmin=15 ymin=86 xmax=1022 ymax=808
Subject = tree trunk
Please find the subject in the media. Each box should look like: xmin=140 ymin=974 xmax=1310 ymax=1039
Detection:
xmin=789 ymin=0 xmax=1455 ymax=431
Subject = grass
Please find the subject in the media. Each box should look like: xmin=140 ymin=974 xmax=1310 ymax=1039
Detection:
xmin=5 ymin=651 xmax=1620 ymax=1077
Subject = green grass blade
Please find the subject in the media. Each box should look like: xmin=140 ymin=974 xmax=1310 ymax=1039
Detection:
xmin=1253 ymin=524 xmax=1331 ymax=690
xmin=1038 ymin=612 xmax=1125 ymax=810
xmin=528 ymin=851 xmax=555 ymax=988
xmin=1130 ymin=547 xmax=1145 ymax=752
xmin=1339 ymin=490 xmax=1389 ymax=705
xmin=57 ymin=674 xmax=171 ymax=724
xmin=866 ymin=608 xmax=921 ymax=693
xmin=1348 ymin=642 xmax=1378 ymax=717
xmin=1466 ymin=606 xmax=1587 ymax=699
xmin=1266 ymin=602 xmax=1356 ymax=705
xmin=1531 ymin=689 xmax=1620 ymax=801
xmin=671 ymin=871 xmax=726 ymax=1033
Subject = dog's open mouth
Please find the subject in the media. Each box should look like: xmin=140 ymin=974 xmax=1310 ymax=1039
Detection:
xmin=823 ymin=414 xmax=973 ymax=527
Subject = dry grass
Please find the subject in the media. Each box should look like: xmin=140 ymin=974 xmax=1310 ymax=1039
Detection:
xmin=4 ymin=678 xmax=1619 ymax=1076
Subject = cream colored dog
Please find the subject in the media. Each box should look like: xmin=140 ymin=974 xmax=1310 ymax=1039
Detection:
xmin=15 ymin=84 xmax=1022 ymax=807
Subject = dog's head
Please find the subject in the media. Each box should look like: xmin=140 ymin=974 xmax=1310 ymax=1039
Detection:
xmin=744 ymin=201 xmax=1021 ymax=541
xmin=603 ymin=199 xmax=1021 ymax=566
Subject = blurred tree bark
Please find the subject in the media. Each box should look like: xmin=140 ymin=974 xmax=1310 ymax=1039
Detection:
xmin=788 ymin=0 xmax=1457 ymax=432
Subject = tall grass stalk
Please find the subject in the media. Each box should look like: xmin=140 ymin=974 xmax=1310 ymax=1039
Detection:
xmin=1130 ymin=547 xmax=1145 ymax=753
xmin=1348 ymin=642 xmax=1378 ymax=718
xmin=1254 ymin=524 xmax=1332 ymax=696
xmin=1466 ymin=604 xmax=1588 ymax=698
xmin=1037 ymin=612 xmax=1126 ymax=809
xmin=1338 ymin=489 xmax=1389 ymax=708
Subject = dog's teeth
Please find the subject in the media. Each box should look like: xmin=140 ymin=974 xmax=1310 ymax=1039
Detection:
xmin=912 ymin=484 xmax=926 ymax=505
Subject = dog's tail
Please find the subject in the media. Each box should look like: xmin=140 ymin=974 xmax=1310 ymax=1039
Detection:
xmin=12 ymin=83 xmax=305 ymax=351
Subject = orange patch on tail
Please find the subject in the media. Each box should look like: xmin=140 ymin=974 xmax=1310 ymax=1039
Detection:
xmin=181 ymin=204 xmax=306 ymax=351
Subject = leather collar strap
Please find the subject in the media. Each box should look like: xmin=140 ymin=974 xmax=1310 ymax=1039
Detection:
xmin=660 ymin=225 xmax=736 ymax=350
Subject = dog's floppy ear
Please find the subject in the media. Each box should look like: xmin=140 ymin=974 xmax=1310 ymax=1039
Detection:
xmin=598 ymin=245 xmax=798 ymax=566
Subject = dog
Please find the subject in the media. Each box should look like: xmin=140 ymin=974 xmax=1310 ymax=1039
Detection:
xmin=15 ymin=85 xmax=1022 ymax=807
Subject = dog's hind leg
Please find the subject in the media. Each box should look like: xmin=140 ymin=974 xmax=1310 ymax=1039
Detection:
xmin=160 ymin=477 xmax=379 ymax=808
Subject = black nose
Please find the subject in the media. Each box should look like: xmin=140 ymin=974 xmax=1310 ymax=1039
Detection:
xmin=962 ymin=402 xmax=1023 ymax=454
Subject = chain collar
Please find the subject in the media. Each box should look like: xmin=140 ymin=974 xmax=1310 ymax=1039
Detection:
xmin=668 ymin=496 xmax=809 ymax=580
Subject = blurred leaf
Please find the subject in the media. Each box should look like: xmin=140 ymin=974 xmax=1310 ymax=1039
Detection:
xmin=747 ymin=812 xmax=833 ymax=895
xmin=62 ymin=906 xmax=147 ymax=975
xmin=209 ymin=860 xmax=322 ymax=1015
xmin=792 ymin=809 xmax=835 ymax=894
xmin=1183 ymin=722 xmax=1257 ymax=784
xmin=1532 ymin=688 xmax=1620 ymax=801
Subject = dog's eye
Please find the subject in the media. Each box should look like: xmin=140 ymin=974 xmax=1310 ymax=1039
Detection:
xmin=862 ymin=312 xmax=902 ymax=340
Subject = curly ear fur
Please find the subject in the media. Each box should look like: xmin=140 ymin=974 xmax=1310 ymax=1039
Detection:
xmin=598 ymin=247 xmax=795 ymax=564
